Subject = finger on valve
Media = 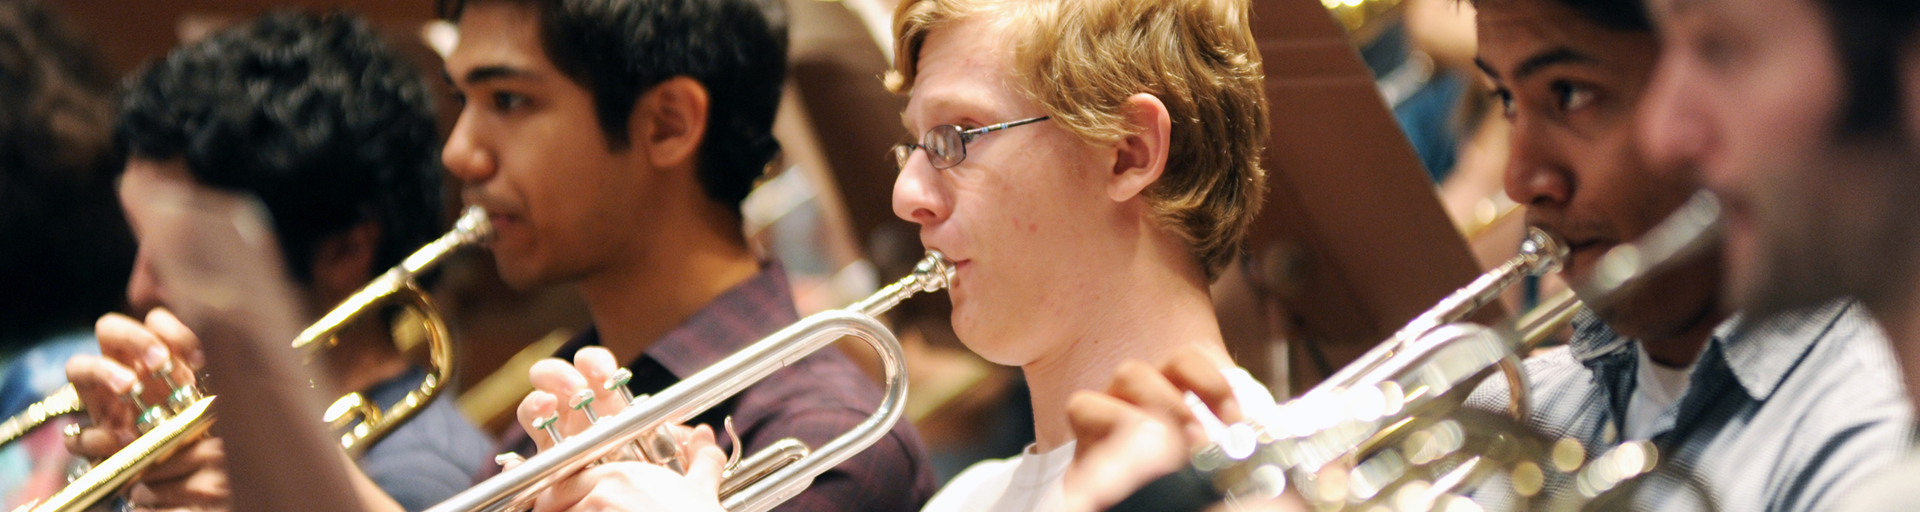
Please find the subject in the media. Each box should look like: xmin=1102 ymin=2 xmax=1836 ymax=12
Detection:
xmin=143 ymin=308 xmax=207 ymax=371
xmin=518 ymin=390 xmax=562 ymax=452
xmin=65 ymin=354 xmax=138 ymax=436
xmin=571 ymin=347 xmax=627 ymax=419
xmin=528 ymin=358 xmax=594 ymax=437
xmin=94 ymin=313 xmax=192 ymax=411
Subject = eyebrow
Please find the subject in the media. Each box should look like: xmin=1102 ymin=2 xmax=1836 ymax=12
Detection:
xmin=1474 ymin=47 xmax=1602 ymax=82
xmin=449 ymin=65 xmax=535 ymax=86
xmin=900 ymin=94 xmax=997 ymax=134
xmin=1666 ymin=0 xmax=1704 ymax=16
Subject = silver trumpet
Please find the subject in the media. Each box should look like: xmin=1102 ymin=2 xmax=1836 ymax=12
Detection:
xmin=426 ymin=251 xmax=955 ymax=512
xmin=1180 ymin=192 xmax=1724 ymax=511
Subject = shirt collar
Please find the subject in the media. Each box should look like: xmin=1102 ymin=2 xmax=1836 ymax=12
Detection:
xmin=1567 ymin=300 xmax=1854 ymax=402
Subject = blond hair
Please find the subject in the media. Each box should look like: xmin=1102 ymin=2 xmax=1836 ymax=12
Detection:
xmin=887 ymin=0 xmax=1269 ymax=280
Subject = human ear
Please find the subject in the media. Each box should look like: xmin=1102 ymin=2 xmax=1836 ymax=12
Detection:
xmin=1109 ymin=93 xmax=1171 ymax=202
xmin=309 ymin=221 xmax=380 ymax=305
xmin=634 ymin=77 xmax=711 ymax=169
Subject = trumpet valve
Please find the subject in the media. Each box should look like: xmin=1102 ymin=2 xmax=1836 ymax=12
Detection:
xmin=124 ymin=383 xmax=171 ymax=433
xmin=535 ymin=414 xmax=564 ymax=444
xmin=570 ymin=390 xmax=600 ymax=424
xmin=605 ymin=368 xmax=636 ymax=405
xmin=154 ymin=361 xmax=199 ymax=412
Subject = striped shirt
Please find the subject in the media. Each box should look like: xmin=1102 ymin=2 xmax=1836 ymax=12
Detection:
xmin=1466 ymin=300 xmax=1910 ymax=511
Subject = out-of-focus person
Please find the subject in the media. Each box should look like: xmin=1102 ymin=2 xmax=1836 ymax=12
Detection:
xmin=1634 ymin=0 xmax=1920 ymax=507
xmin=1461 ymin=0 xmax=1907 ymax=508
xmin=61 ymin=11 xmax=492 ymax=511
xmin=0 ymin=0 xmax=134 ymax=507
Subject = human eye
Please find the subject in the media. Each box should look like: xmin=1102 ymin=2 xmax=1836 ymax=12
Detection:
xmin=1490 ymin=88 xmax=1516 ymax=118
xmin=1550 ymin=81 xmax=1596 ymax=112
xmin=492 ymin=91 xmax=528 ymax=112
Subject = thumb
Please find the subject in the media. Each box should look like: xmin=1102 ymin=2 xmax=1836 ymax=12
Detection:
xmin=683 ymin=424 xmax=728 ymax=498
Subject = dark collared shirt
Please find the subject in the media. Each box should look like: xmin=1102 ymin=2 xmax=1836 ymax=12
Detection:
xmin=1467 ymin=300 xmax=1910 ymax=511
xmin=507 ymin=263 xmax=937 ymax=512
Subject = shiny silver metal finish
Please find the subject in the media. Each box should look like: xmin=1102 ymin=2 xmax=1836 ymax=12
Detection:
xmin=426 ymin=251 xmax=953 ymax=512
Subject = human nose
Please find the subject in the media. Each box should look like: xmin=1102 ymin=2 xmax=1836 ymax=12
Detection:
xmin=442 ymin=110 xmax=496 ymax=185
xmin=892 ymin=150 xmax=951 ymax=226
xmin=126 ymin=246 xmax=163 ymax=315
xmin=1502 ymin=115 xmax=1574 ymax=208
xmin=1637 ymin=53 xmax=1718 ymax=181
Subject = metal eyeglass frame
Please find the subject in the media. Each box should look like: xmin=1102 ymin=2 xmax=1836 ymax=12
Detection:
xmin=890 ymin=115 xmax=1051 ymax=170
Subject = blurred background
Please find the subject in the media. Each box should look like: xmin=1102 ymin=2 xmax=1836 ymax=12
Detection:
xmin=10 ymin=0 xmax=1562 ymax=485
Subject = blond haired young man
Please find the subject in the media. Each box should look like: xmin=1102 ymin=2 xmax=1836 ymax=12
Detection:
xmin=508 ymin=0 xmax=1276 ymax=510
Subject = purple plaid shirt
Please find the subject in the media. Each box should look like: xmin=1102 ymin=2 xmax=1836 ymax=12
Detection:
xmin=505 ymin=262 xmax=936 ymax=511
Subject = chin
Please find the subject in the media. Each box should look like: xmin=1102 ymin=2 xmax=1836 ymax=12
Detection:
xmin=948 ymin=307 xmax=1031 ymax=368
xmin=490 ymin=254 xmax=548 ymax=291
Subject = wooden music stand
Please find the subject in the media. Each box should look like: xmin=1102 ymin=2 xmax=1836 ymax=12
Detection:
xmin=1218 ymin=0 xmax=1489 ymax=394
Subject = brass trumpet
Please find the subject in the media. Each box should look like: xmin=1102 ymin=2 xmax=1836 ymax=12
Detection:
xmin=11 ymin=205 xmax=493 ymax=512
xmin=425 ymin=250 xmax=955 ymax=512
xmin=1178 ymin=192 xmax=1724 ymax=511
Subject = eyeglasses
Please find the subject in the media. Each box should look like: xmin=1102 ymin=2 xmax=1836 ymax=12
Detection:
xmin=891 ymin=116 xmax=1051 ymax=171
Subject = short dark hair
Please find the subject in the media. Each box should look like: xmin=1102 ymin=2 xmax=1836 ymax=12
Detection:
xmin=1817 ymin=0 xmax=1920 ymax=136
xmin=1468 ymin=0 xmax=1651 ymax=32
xmin=0 ymin=0 xmax=134 ymax=343
xmin=438 ymin=0 xmax=789 ymax=208
xmin=115 ymin=11 xmax=443 ymax=284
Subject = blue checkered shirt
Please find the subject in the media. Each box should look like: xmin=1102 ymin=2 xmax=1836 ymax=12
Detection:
xmin=1466 ymin=300 xmax=1910 ymax=511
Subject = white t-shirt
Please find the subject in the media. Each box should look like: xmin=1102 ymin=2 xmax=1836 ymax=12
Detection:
xmin=1624 ymin=345 xmax=1693 ymax=441
xmin=919 ymin=368 xmax=1278 ymax=512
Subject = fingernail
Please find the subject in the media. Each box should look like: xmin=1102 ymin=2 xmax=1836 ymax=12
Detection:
xmin=107 ymin=366 xmax=136 ymax=391
xmin=144 ymin=345 xmax=170 ymax=369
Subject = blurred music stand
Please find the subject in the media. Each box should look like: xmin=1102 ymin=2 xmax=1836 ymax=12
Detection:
xmin=1216 ymin=0 xmax=1490 ymax=396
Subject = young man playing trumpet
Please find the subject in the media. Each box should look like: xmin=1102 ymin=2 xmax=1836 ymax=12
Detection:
xmin=435 ymin=0 xmax=936 ymax=510
xmin=1464 ymin=0 xmax=1906 ymax=507
xmin=504 ymin=0 xmax=1278 ymax=510
xmin=60 ymin=12 xmax=494 ymax=511
xmin=1633 ymin=0 xmax=1920 ymax=506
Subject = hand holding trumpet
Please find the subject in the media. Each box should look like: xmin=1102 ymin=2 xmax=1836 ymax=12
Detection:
xmin=508 ymin=346 xmax=728 ymax=512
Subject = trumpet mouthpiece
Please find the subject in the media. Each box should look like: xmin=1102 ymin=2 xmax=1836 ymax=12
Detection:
xmin=913 ymin=251 xmax=956 ymax=293
xmin=1521 ymin=228 xmax=1569 ymax=276
xmin=455 ymin=205 xmax=495 ymax=244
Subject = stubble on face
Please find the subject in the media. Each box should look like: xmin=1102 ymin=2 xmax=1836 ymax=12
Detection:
xmin=1643 ymin=0 xmax=1919 ymax=319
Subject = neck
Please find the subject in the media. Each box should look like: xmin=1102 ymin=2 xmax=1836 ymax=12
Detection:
xmin=1019 ymin=242 xmax=1232 ymax=452
xmin=577 ymin=199 xmax=760 ymax=364
xmin=1640 ymin=309 xmax=1725 ymax=368
xmin=1864 ymin=289 xmax=1920 ymax=411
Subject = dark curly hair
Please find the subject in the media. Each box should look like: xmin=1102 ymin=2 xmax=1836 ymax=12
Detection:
xmin=115 ymin=11 xmax=443 ymax=284
xmin=438 ymin=0 xmax=789 ymax=208
xmin=0 ymin=0 xmax=134 ymax=344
